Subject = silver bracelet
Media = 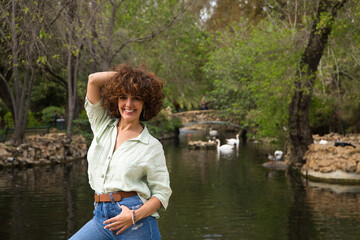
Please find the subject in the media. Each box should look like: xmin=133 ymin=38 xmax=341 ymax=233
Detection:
xmin=132 ymin=210 xmax=136 ymax=224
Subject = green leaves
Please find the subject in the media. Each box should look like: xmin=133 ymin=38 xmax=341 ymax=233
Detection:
xmin=36 ymin=56 xmax=47 ymax=64
xmin=203 ymin=19 xmax=300 ymax=138
xmin=39 ymin=29 xmax=47 ymax=39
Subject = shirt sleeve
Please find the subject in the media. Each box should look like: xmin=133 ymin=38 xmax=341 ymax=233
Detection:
xmin=145 ymin=144 xmax=172 ymax=210
xmin=84 ymin=96 xmax=112 ymax=137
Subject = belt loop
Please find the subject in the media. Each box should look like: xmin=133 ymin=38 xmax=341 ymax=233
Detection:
xmin=109 ymin=192 xmax=115 ymax=204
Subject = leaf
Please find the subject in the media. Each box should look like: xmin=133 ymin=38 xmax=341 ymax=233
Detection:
xmin=39 ymin=29 xmax=47 ymax=39
xmin=37 ymin=56 xmax=47 ymax=64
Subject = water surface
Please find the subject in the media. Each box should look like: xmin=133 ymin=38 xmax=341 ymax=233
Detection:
xmin=1 ymin=132 xmax=360 ymax=239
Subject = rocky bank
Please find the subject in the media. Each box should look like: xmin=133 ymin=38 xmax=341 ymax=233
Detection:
xmin=0 ymin=133 xmax=87 ymax=167
xmin=302 ymin=133 xmax=360 ymax=182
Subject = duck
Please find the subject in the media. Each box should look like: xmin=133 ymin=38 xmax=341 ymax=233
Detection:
xmin=226 ymin=133 xmax=240 ymax=146
xmin=215 ymin=139 xmax=235 ymax=153
xmin=334 ymin=138 xmax=356 ymax=148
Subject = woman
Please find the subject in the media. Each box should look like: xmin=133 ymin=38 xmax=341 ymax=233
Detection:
xmin=69 ymin=64 xmax=172 ymax=240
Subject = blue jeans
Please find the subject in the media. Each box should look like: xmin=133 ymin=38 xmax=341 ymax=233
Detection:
xmin=69 ymin=195 xmax=161 ymax=240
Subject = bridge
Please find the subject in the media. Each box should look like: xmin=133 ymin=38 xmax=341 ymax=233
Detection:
xmin=173 ymin=110 xmax=242 ymax=130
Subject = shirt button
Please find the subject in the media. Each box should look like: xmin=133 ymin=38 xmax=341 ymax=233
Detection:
xmin=101 ymin=174 xmax=104 ymax=178
xmin=108 ymin=156 xmax=111 ymax=160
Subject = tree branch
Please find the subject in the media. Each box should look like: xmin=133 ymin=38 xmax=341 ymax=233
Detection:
xmin=110 ymin=3 xmax=191 ymax=61
xmin=43 ymin=65 xmax=67 ymax=88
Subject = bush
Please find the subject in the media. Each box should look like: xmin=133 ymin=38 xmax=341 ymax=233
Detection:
xmin=4 ymin=112 xmax=14 ymax=128
xmin=73 ymin=110 xmax=92 ymax=146
xmin=146 ymin=109 xmax=182 ymax=138
xmin=3 ymin=111 xmax=41 ymax=128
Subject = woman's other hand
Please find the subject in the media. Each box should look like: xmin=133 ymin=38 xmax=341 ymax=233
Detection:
xmin=103 ymin=205 xmax=133 ymax=235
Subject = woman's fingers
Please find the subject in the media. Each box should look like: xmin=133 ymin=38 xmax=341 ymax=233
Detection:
xmin=103 ymin=216 xmax=117 ymax=225
xmin=116 ymin=226 xmax=129 ymax=235
xmin=103 ymin=205 xmax=133 ymax=232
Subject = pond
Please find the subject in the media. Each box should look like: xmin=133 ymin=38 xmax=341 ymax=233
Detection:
xmin=1 ymin=130 xmax=360 ymax=240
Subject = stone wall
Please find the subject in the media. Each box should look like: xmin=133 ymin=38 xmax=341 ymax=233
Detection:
xmin=173 ymin=110 xmax=225 ymax=125
xmin=302 ymin=133 xmax=360 ymax=181
xmin=0 ymin=133 xmax=87 ymax=167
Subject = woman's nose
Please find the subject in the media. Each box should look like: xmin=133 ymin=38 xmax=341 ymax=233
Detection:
xmin=125 ymin=98 xmax=133 ymax=106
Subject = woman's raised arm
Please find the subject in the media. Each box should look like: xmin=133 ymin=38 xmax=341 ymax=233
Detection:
xmin=87 ymin=72 xmax=117 ymax=104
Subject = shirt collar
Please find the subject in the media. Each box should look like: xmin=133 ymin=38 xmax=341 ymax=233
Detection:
xmin=111 ymin=119 xmax=150 ymax=145
xmin=133 ymin=125 xmax=150 ymax=145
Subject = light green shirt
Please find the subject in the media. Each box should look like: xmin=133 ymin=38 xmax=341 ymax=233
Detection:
xmin=85 ymin=97 xmax=172 ymax=218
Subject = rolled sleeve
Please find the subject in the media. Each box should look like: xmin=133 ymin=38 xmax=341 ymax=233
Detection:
xmin=146 ymin=150 xmax=172 ymax=210
xmin=84 ymin=96 xmax=111 ymax=136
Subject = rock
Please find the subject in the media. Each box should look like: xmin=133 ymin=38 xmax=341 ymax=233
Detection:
xmin=0 ymin=133 xmax=87 ymax=168
xmin=302 ymin=133 xmax=360 ymax=181
xmin=0 ymin=147 xmax=9 ymax=156
xmin=356 ymin=162 xmax=360 ymax=174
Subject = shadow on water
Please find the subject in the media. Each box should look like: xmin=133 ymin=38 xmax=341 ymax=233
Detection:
xmin=287 ymin=169 xmax=316 ymax=240
xmin=1 ymin=130 xmax=360 ymax=239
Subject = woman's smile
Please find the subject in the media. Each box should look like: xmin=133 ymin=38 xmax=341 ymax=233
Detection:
xmin=118 ymin=94 xmax=144 ymax=121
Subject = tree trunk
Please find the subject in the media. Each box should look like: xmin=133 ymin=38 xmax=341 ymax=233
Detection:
xmin=65 ymin=0 xmax=81 ymax=139
xmin=287 ymin=0 xmax=347 ymax=164
xmin=0 ymin=1 xmax=37 ymax=146
xmin=12 ymin=66 xmax=36 ymax=145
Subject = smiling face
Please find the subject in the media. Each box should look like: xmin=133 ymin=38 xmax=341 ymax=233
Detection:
xmin=118 ymin=93 xmax=144 ymax=123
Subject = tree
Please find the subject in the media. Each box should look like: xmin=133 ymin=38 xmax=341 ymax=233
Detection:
xmin=63 ymin=0 xmax=84 ymax=138
xmin=135 ymin=10 xmax=210 ymax=109
xmin=85 ymin=0 xmax=190 ymax=71
xmin=287 ymin=0 xmax=347 ymax=164
xmin=43 ymin=0 xmax=191 ymax=139
xmin=0 ymin=0 xmax=47 ymax=145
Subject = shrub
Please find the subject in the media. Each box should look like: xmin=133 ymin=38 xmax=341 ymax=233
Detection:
xmin=3 ymin=111 xmax=40 ymax=128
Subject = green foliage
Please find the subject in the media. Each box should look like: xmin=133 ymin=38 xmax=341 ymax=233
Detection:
xmin=146 ymin=109 xmax=182 ymax=138
xmin=26 ymin=111 xmax=41 ymax=127
xmin=0 ymin=101 xmax=9 ymax=118
xmin=134 ymin=11 xmax=211 ymax=110
xmin=163 ymin=98 xmax=177 ymax=113
xmin=4 ymin=112 xmax=14 ymax=128
xmin=203 ymin=19 xmax=302 ymax=138
xmin=313 ymin=1 xmax=360 ymax=133
xmin=3 ymin=111 xmax=41 ymax=128
xmin=31 ymin=81 xmax=66 ymax=114
xmin=1 ymin=0 xmax=359 ymax=141
xmin=73 ymin=110 xmax=92 ymax=146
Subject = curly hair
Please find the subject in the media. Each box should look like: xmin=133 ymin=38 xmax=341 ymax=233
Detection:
xmin=102 ymin=64 xmax=164 ymax=121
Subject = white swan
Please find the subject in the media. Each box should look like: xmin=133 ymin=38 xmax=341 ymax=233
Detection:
xmin=226 ymin=134 xmax=239 ymax=146
xmin=215 ymin=139 xmax=235 ymax=153
xmin=267 ymin=153 xmax=276 ymax=161
xmin=274 ymin=150 xmax=283 ymax=161
xmin=267 ymin=150 xmax=283 ymax=162
xmin=209 ymin=129 xmax=218 ymax=137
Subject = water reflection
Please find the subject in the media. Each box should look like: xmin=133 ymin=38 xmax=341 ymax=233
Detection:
xmin=0 ymin=160 xmax=93 ymax=240
xmin=1 ymin=132 xmax=360 ymax=239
